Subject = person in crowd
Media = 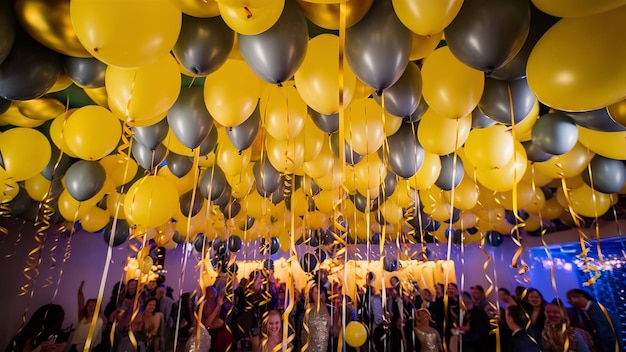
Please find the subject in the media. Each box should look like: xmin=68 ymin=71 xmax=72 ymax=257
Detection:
xmin=6 ymin=304 xmax=66 ymax=352
xmin=470 ymin=285 xmax=490 ymax=310
xmin=301 ymin=283 xmax=330 ymax=352
xmin=388 ymin=276 xmax=407 ymax=351
xmin=542 ymin=302 xmax=596 ymax=352
xmin=566 ymin=288 xmax=624 ymax=352
xmin=457 ymin=292 xmax=492 ymax=352
xmin=154 ymin=286 xmax=174 ymax=349
xmin=67 ymin=281 xmax=105 ymax=352
xmin=141 ymin=298 xmax=163 ymax=352
xmin=238 ymin=269 xmax=278 ymax=352
xmin=497 ymin=287 xmax=518 ymax=309
xmin=115 ymin=279 xmax=139 ymax=333
xmin=204 ymin=286 xmax=232 ymax=352
xmin=523 ymin=288 xmax=547 ymax=345
xmin=113 ymin=314 xmax=146 ymax=352
xmin=263 ymin=310 xmax=291 ymax=352
xmin=414 ymin=308 xmax=444 ymax=352
xmin=443 ymin=282 xmax=461 ymax=351
xmin=140 ymin=280 xmax=158 ymax=306
xmin=514 ymin=286 xmax=526 ymax=303
xmin=101 ymin=281 xmax=125 ymax=352
xmin=435 ymin=283 xmax=445 ymax=300
xmin=506 ymin=304 xmax=541 ymax=352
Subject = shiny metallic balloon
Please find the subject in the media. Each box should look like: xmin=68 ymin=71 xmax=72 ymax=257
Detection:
xmin=0 ymin=0 xmax=16 ymax=64
xmin=385 ymin=122 xmax=424 ymax=178
xmin=478 ymin=77 xmax=536 ymax=124
xmin=225 ymin=105 xmax=260 ymax=151
xmin=132 ymin=117 xmax=169 ymax=151
xmin=373 ymin=61 xmax=423 ymax=118
xmin=64 ymin=160 xmax=106 ymax=201
xmin=167 ymin=87 xmax=214 ymax=150
xmin=63 ymin=56 xmax=107 ymax=88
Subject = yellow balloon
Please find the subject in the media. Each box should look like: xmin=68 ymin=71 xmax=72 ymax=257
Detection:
xmin=303 ymin=139 xmax=335 ymax=179
xmin=48 ymin=72 xmax=74 ymax=93
xmin=384 ymin=111 xmax=403 ymax=136
xmin=353 ymin=78 xmax=376 ymax=100
xmin=417 ymin=108 xmax=472 ymax=155
xmin=83 ymin=87 xmax=109 ymax=108
xmin=100 ymin=154 xmax=139 ymax=187
xmin=204 ymin=59 xmax=263 ymax=127
xmin=242 ymin=191 xmax=272 ymax=219
xmin=539 ymin=197 xmax=563 ymax=220
xmin=0 ymin=106 xmax=47 ymax=128
xmin=476 ymin=142 xmax=528 ymax=192
xmin=81 ymin=206 xmax=111 ymax=232
xmin=464 ymin=124 xmax=514 ymax=170
xmin=157 ymin=166 xmax=195 ymax=195
xmin=421 ymin=47 xmax=484 ymax=119
xmin=294 ymin=34 xmax=356 ymax=115
xmin=313 ymin=189 xmax=343 ymax=213
xmin=296 ymin=0 xmax=373 ymax=30
xmin=577 ymin=126 xmax=626 ymax=160
xmin=217 ymin=0 xmax=285 ymax=35
xmin=302 ymin=115 xmax=326 ymax=162
xmin=531 ymin=0 xmax=626 ymax=18
xmin=163 ymin=129 xmax=195 ymax=157
xmin=70 ymin=0 xmax=181 ymax=68
xmin=569 ymin=184 xmax=612 ymax=218
xmin=17 ymin=97 xmax=65 ymax=121
xmin=124 ymin=175 xmax=179 ymax=228
xmin=217 ymin=135 xmax=252 ymax=176
xmin=410 ymin=31 xmax=444 ymax=61
xmin=521 ymin=163 xmax=553 ymax=187
xmin=58 ymin=190 xmax=94 ymax=221
xmin=495 ymin=182 xmax=541 ymax=211
xmin=0 ymin=128 xmax=51 ymax=181
xmin=534 ymin=143 xmax=595 ymax=178
xmin=266 ymin=133 xmax=305 ymax=173
xmin=608 ymin=98 xmax=626 ymax=127
xmin=261 ymin=81 xmax=306 ymax=140
xmin=25 ymin=174 xmax=52 ymax=201
xmin=345 ymin=98 xmax=386 ymax=155
xmin=169 ymin=0 xmax=219 ymax=17
xmin=106 ymin=191 xmax=126 ymax=219
xmin=289 ymin=188 xmax=309 ymax=217
xmin=315 ymin=161 xmax=343 ymax=190
xmin=443 ymin=176 xmax=478 ymax=210
xmin=527 ymin=6 xmax=626 ymax=111
xmin=512 ymin=100 xmax=540 ymax=141
xmin=226 ymin=162 xmax=255 ymax=198
xmin=392 ymin=0 xmax=463 ymax=36
xmin=354 ymin=153 xmax=386 ymax=190
xmin=408 ymin=152 xmax=441 ymax=190
xmin=49 ymin=110 xmax=78 ymax=158
xmin=15 ymin=0 xmax=90 ymax=57
xmin=63 ymin=105 xmax=121 ymax=160
xmin=106 ymin=54 xmax=181 ymax=124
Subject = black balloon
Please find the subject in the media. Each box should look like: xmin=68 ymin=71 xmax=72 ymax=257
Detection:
xmin=478 ymin=78 xmax=536 ymax=124
xmin=166 ymin=152 xmax=193 ymax=178
xmin=444 ymin=0 xmax=530 ymax=72
xmin=581 ymin=155 xmax=626 ymax=194
xmin=385 ymin=122 xmax=424 ymax=178
xmin=173 ymin=15 xmax=234 ymax=76
xmin=309 ymin=107 xmax=339 ymax=134
xmin=435 ymin=154 xmax=464 ymax=191
xmin=10 ymin=185 xmax=33 ymax=217
xmin=226 ymin=105 xmax=260 ymax=151
xmin=330 ymin=131 xmax=363 ymax=165
xmin=445 ymin=228 xmax=463 ymax=245
xmin=180 ymin=190 xmax=204 ymax=217
xmin=64 ymin=160 xmax=106 ymax=202
xmin=193 ymin=233 xmax=206 ymax=252
xmin=238 ymin=0 xmax=308 ymax=84
xmin=41 ymin=145 xmax=71 ymax=180
xmin=374 ymin=61 xmax=423 ymax=118
xmin=228 ymin=235 xmax=242 ymax=252
xmin=132 ymin=118 xmax=169 ymax=151
xmin=379 ymin=171 xmax=397 ymax=198
xmin=0 ymin=33 xmax=61 ymax=100
xmin=198 ymin=127 xmax=219 ymax=156
xmin=0 ymin=96 xmax=10 ymax=115
xmin=566 ymin=108 xmax=626 ymax=132
xmin=300 ymin=252 xmax=318 ymax=273
xmin=486 ymin=230 xmax=504 ymax=246
xmin=131 ymin=142 xmax=167 ymax=170
xmin=104 ymin=220 xmax=130 ymax=247
xmin=212 ymin=183 xmax=232 ymax=206
xmin=63 ymin=56 xmax=107 ymax=88
xmin=238 ymin=216 xmax=255 ymax=231
xmin=0 ymin=0 xmax=16 ymax=64
xmin=471 ymin=106 xmax=496 ymax=128
xmin=404 ymin=98 xmax=429 ymax=123
xmin=220 ymin=199 xmax=240 ymax=219
xmin=199 ymin=165 xmax=227 ymax=201
xmin=345 ymin=0 xmax=412 ymax=90
xmin=168 ymin=87 xmax=214 ymax=150
xmin=253 ymin=157 xmax=283 ymax=194
xmin=531 ymin=112 xmax=578 ymax=155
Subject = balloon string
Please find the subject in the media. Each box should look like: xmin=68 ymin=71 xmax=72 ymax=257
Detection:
xmin=584 ymin=154 xmax=605 ymax=264
xmin=479 ymin=232 xmax=500 ymax=352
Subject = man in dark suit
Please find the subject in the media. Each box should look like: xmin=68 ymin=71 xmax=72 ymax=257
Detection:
xmin=566 ymin=288 xmax=624 ymax=352
xmin=505 ymin=304 xmax=542 ymax=352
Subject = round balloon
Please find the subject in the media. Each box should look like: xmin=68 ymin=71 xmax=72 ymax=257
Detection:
xmin=218 ymin=0 xmax=284 ymax=35
xmin=0 ymin=128 xmax=51 ymax=181
xmin=63 ymin=105 xmax=122 ymax=160
xmin=124 ymin=175 xmax=179 ymax=228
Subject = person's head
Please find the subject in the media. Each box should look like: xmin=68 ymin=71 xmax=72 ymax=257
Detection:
xmin=415 ymin=308 xmax=434 ymax=325
xmin=447 ymin=282 xmax=458 ymax=297
xmin=309 ymin=283 xmax=325 ymax=303
xmin=27 ymin=304 xmax=65 ymax=335
xmin=84 ymin=299 xmax=98 ymax=318
xmin=421 ymin=288 xmax=433 ymax=302
xmin=144 ymin=297 xmax=157 ymax=313
xmin=266 ymin=310 xmax=282 ymax=338
xmin=435 ymin=283 xmax=445 ymax=297
xmin=471 ymin=285 xmax=485 ymax=302
xmin=544 ymin=303 xmax=567 ymax=325
xmin=498 ymin=287 xmax=512 ymax=302
xmin=390 ymin=276 xmax=400 ymax=289
xmin=461 ymin=291 xmax=473 ymax=310
xmin=566 ymin=288 xmax=593 ymax=309
xmin=146 ymin=280 xmax=157 ymax=291
xmin=366 ymin=272 xmax=375 ymax=284
xmin=525 ymin=288 xmax=546 ymax=308
xmin=506 ymin=304 xmax=529 ymax=331
xmin=515 ymin=285 xmax=526 ymax=299
xmin=126 ymin=279 xmax=138 ymax=297
xmin=156 ymin=286 xmax=166 ymax=300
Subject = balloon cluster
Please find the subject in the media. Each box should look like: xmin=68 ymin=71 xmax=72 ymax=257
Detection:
xmin=1 ymin=0 xmax=626 ymax=261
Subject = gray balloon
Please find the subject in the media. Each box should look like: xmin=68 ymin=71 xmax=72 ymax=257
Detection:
xmin=63 ymin=56 xmax=107 ymax=88
xmin=238 ymin=0 xmax=308 ymax=84
xmin=199 ymin=166 xmax=227 ymax=201
xmin=566 ymin=108 xmax=626 ymax=132
xmin=531 ymin=112 xmax=578 ymax=155
xmin=521 ymin=140 xmax=553 ymax=162
xmin=374 ymin=61 xmax=422 ymax=118
xmin=345 ymin=0 xmax=412 ymax=91
xmin=0 ymin=96 xmax=9 ymax=115
xmin=489 ymin=3 xmax=559 ymax=80
xmin=384 ymin=122 xmax=424 ymax=178
xmin=404 ymin=98 xmax=429 ymax=123
xmin=166 ymin=151 xmax=193 ymax=178
xmin=180 ymin=190 xmax=205 ymax=217
xmin=213 ymin=183 xmax=232 ymax=206
xmin=173 ymin=15 xmax=234 ymax=76
xmin=41 ymin=145 xmax=72 ymax=180
xmin=309 ymin=107 xmax=339 ymax=133
xmin=478 ymin=77 xmax=536 ymax=124
xmin=581 ymin=155 xmax=626 ymax=194
xmin=65 ymin=160 xmax=106 ymax=201
xmin=168 ymin=87 xmax=214 ymax=150
xmin=10 ymin=184 xmax=34 ymax=217
xmin=226 ymin=104 xmax=260 ymax=151
xmin=330 ymin=132 xmax=363 ymax=165
xmin=0 ymin=0 xmax=16 ymax=64
xmin=435 ymin=154 xmax=464 ymax=191
xmin=253 ymin=157 xmax=283 ymax=194
xmin=444 ymin=0 xmax=530 ymax=72
xmin=471 ymin=106 xmax=496 ymax=128
xmin=269 ymin=182 xmax=285 ymax=204
xmin=131 ymin=142 xmax=167 ymax=170
xmin=132 ymin=117 xmax=169 ymax=151
xmin=379 ymin=171 xmax=397 ymax=198
xmin=198 ymin=127 xmax=219 ymax=156
xmin=104 ymin=220 xmax=130 ymax=247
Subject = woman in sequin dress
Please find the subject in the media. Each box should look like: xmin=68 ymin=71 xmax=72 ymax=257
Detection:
xmin=302 ymin=284 xmax=330 ymax=352
xmin=414 ymin=308 xmax=444 ymax=352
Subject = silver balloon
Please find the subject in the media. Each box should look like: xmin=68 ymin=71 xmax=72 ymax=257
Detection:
xmin=581 ymin=155 xmax=626 ymax=194
xmin=238 ymin=0 xmax=308 ymax=84
xmin=373 ymin=61 xmax=423 ymax=118
xmin=309 ymin=107 xmax=339 ymax=133
xmin=197 ymin=127 xmax=219 ymax=156
xmin=64 ymin=160 xmax=106 ymax=202
xmin=471 ymin=106 xmax=496 ymax=128
xmin=63 ymin=56 xmax=107 ymax=88
xmin=41 ymin=145 xmax=72 ymax=180
xmin=435 ymin=154 xmax=464 ymax=191
xmin=384 ymin=122 xmax=424 ymax=178
xmin=173 ymin=15 xmax=234 ymax=76
xmin=226 ymin=105 xmax=260 ymax=151
xmin=404 ymin=98 xmax=429 ymax=123
xmin=166 ymin=151 xmax=193 ymax=178
xmin=521 ymin=140 xmax=552 ymax=162
xmin=253 ymin=157 xmax=283 ymax=194
xmin=132 ymin=117 xmax=169 ymax=150
xmin=168 ymin=87 xmax=214 ymax=150
xmin=566 ymin=108 xmax=626 ymax=132
xmin=104 ymin=220 xmax=130 ymax=247
xmin=531 ymin=112 xmax=578 ymax=155
xmin=345 ymin=0 xmax=412 ymax=91
xmin=131 ymin=142 xmax=167 ymax=170
xmin=330 ymin=131 xmax=363 ymax=164
xmin=199 ymin=166 xmax=227 ymax=201
xmin=180 ymin=190 xmax=205 ymax=217
xmin=478 ymin=77 xmax=536 ymax=124
xmin=444 ymin=0 xmax=530 ymax=72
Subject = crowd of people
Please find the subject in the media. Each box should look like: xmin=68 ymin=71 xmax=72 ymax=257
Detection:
xmin=5 ymin=267 xmax=625 ymax=352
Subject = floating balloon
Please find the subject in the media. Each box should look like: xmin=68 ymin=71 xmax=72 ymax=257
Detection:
xmin=534 ymin=142 xmax=594 ymax=179
xmin=345 ymin=321 xmax=368 ymax=347
xmin=478 ymin=78 xmax=537 ymax=124
xmin=238 ymin=0 xmax=308 ymax=84
xmin=531 ymin=0 xmax=626 ymax=18
xmin=261 ymin=82 xmax=306 ymax=140
xmin=373 ymin=62 xmax=423 ymax=118
xmin=531 ymin=112 xmax=578 ymax=155
xmin=464 ymin=124 xmax=514 ymax=170
xmin=168 ymin=87 xmax=214 ymax=150
xmin=385 ymin=122 xmax=424 ymax=178
xmin=65 ymin=160 xmax=106 ymax=202
xmin=568 ymin=184 xmax=612 ymax=218
xmin=169 ymin=0 xmax=219 ymax=17
xmin=0 ymin=0 xmax=16 ymax=64
xmin=345 ymin=0 xmax=411 ymax=91
xmin=521 ymin=140 xmax=553 ymax=162
xmin=392 ymin=0 xmax=462 ymax=36
xmin=581 ymin=155 xmax=626 ymax=194
xmin=445 ymin=0 xmax=530 ymax=72
xmin=417 ymin=108 xmax=472 ymax=155
xmin=0 ymin=128 xmax=51 ymax=181
xmin=300 ymin=252 xmax=318 ymax=273
xmin=165 ymin=152 xmax=193 ymax=178
xmin=104 ymin=220 xmax=130 ymax=247
xmin=124 ymin=175 xmax=179 ymax=228
xmin=486 ymin=231 xmax=504 ymax=246
xmin=180 ymin=190 xmax=204 ymax=217
xmin=309 ymin=107 xmax=338 ymax=134
xmin=405 ymin=98 xmax=429 ymax=123
xmin=173 ymin=14 xmax=234 ymax=76
xmin=132 ymin=118 xmax=169 ymax=151
xmin=228 ymin=235 xmax=242 ymax=252
xmin=63 ymin=56 xmax=106 ymax=88
xmin=217 ymin=0 xmax=285 ymax=35
xmin=566 ymin=108 xmax=626 ymax=132
xmin=64 ymin=105 xmax=121 ymax=160
xmin=71 ymin=0 xmax=181 ymax=68
xmin=253 ymin=157 xmax=283 ymax=194
xmin=435 ymin=154 xmax=464 ymax=191
xmin=131 ymin=142 xmax=167 ymax=170
xmin=199 ymin=166 xmax=227 ymax=201
xmin=344 ymin=98 xmax=386 ymax=155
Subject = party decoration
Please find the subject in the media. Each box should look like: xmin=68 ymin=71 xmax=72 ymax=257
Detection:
xmin=531 ymin=112 xmax=578 ymax=155
xmin=132 ymin=118 xmax=169 ymax=151
xmin=173 ymin=14 xmax=234 ymax=76
xmin=124 ymin=175 xmax=179 ymax=228
xmin=527 ymin=6 xmax=626 ymax=111
xmin=217 ymin=0 xmax=285 ymax=35
xmin=417 ymin=108 xmax=472 ymax=156
xmin=486 ymin=231 xmax=504 ymax=246
xmin=165 ymin=152 xmax=193 ymax=178
xmin=228 ymin=235 xmax=242 ymax=252
xmin=345 ymin=321 xmax=368 ymax=347
xmin=64 ymin=160 xmax=106 ymax=202
xmin=41 ymin=146 xmax=71 ymax=181
xmin=478 ymin=78 xmax=537 ymax=124
xmin=63 ymin=105 xmax=122 ymax=160
xmin=530 ymin=0 xmax=626 ymax=18
xmin=168 ymin=87 xmax=214 ymax=150
xmin=445 ymin=0 xmax=530 ymax=72
xmin=0 ymin=128 xmax=51 ymax=181
xmin=0 ymin=0 xmax=16 ymax=64
xmin=70 ymin=0 xmax=181 ymax=68
xmin=464 ymin=124 xmax=514 ymax=170
xmin=253 ymin=157 xmax=283 ymax=194
xmin=385 ymin=122 xmax=424 ymax=178
xmin=309 ymin=107 xmax=339 ymax=134
xmin=344 ymin=98 xmax=386 ymax=155
xmin=104 ymin=220 xmax=130 ymax=247
xmin=581 ymin=155 xmax=626 ymax=194
xmin=299 ymin=252 xmax=318 ymax=273
xmin=131 ymin=142 xmax=168 ymax=170
xmin=435 ymin=154 xmax=464 ymax=191
xmin=521 ymin=140 xmax=552 ymax=162
xmin=199 ymin=166 xmax=228 ymax=201
xmin=297 ymin=0 xmax=373 ymax=29
xmin=373 ymin=62 xmax=423 ymax=118
xmin=392 ymin=0 xmax=462 ymax=36
xmin=63 ymin=56 xmax=107 ymax=88
xmin=345 ymin=0 xmax=412 ymax=91
xmin=238 ymin=0 xmax=308 ymax=84
xmin=566 ymin=108 xmax=626 ymax=132
xmin=180 ymin=190 xmax=204 ymax=217
xmin=260 ymin=82 xmax=306 ymax=140
xmin=169 ymin=0 xmax=219 ymax=17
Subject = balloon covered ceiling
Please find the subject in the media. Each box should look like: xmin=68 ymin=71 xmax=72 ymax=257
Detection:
xmin=1 ymin=0 xmax=626 ymax=256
